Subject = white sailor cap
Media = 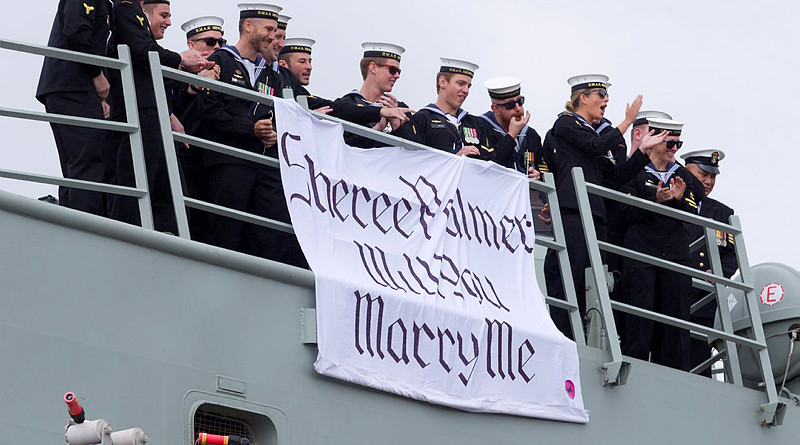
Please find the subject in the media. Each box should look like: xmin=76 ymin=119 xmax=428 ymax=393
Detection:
xmin=237 ymin=3 xmax=282 ymax=21
xmin=440 ymin=58 xmax=479 ymax=78
xmin=277 ymin=14 xmax=291 ymax=30
xmin=485 ymin=76 xmax=522 ymax=100
xmin=680 ymin=149 xmax=725 ymax=174
xmin=181 ymin=16 xmax=224 ymax=39
xmin=281 ymin=38 xmax=315 ymax=55
xmin=567 ymin=73 xmax=609 ymax=92
xmin=647 ymin=117 xmax=684 ymax=136
xmin=361 ymin=42 xmax=405 ymax=62
xmin=634 ymin=110 xmax=672 ymax=127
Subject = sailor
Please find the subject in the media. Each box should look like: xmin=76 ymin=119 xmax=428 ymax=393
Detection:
xmin=394 ymin=58 xmax=493 ymax=157
xmin=106 ymin=0 xmax=212 ymax=233
xmin=543 ymin=74 xmax=663 ymax=338
xmin=36 ymin=0 xmax=113 ymax=216
xmin=477 ymin=76 xmax=545 ymax=178
xmin=167 ymin=15 xmax=225 ymax=241
xmin=330 ymin=42 xmax=413 ymax=148
xmin=278 ymin=38 xmax=333 ymax=111
xmin=197 ymin=3 xmax=307 ymax=268
xmin=606 ymin=109 xmax=675 ymax=314
xmin=619 ymin=118 xmax=704 ymax=371
xmin=681 ymin=148 xmax=737 ymax=376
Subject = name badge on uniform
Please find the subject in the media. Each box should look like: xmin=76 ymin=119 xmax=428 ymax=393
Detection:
xmin=463 ymin=127 xmax=480 ymax=145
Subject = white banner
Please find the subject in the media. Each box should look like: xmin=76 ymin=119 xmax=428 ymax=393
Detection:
xmin=275 ymin=98 xmax=589 ymax=423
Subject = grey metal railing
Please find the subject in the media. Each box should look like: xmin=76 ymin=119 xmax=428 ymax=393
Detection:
xmin=0 ymin=39 xmax=154 ymax=228
xmin=571 ymin=168 xmax=783 ymax=425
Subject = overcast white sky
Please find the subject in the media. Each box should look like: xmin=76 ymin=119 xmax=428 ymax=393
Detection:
xmin=1 ymin=0 xmax=798 ymax=270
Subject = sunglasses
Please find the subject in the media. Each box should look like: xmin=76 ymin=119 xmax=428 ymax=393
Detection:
xmin=586 ymin=89 xmax=608 ymax=98
xmin=377 ymin=64 xmax=402 ymax=76
xmin=193 ymin=37 xmax=227 ymax=47
xmin=497 ymin=96 xmax=525 ymax=110
xmin=665 ymin=140 xmax=684 ymax=149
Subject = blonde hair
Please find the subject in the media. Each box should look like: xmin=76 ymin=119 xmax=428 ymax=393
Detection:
xmin=565 ymin=88 xmax=589 ymax=112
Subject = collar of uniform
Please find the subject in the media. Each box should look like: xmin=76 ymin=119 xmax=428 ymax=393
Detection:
xmin=423 ymin=103 xmax=468 ymax=124
xmin=479 ymin=110 xmax=528 ymax=138
xmin=344 ymin=89 xmax=384 ymax=107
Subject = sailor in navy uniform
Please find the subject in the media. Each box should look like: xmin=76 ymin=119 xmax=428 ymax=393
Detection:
xmin=619 ymin=118 xmax=705 ymax=371
xmin=278 ymin=38 xmax=333 ymax=111
xmin=330 ymin=42 xmax=413 ymax=148
xmin=36 ymin=0 xmax=113 ymax=216
xmin=168 ymin=15 xmax=226 ymax=241
xmin=681 ymin=148 xmax=737 ymax=376
xmin=106 ymin=0 xmax=212 ymax=233
xmin=395 ymin=58 xmax=493 ymax=158
xmin=477 ymin=76 xmax=546 ymax=176
xmin=197 ymin=3 xmax=306 ymax=268
xmin=543 ymin=74 xmax=657 ymax=338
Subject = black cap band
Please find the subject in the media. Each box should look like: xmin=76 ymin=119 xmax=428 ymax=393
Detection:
xmin=186 ymin=25 xmax=223 ymax=39
xmin=489 ymin=88 xmax=521 ymax=100
xmin=240 ymin=10 xmax=279 ymax=20
xmin=277 ymin=21 xmax=288 ymax=30
xmin=571 ymin=81 xmax=607 ymax=92
xmin=280 ymin=45 xmax=312 ymax=55
xmin=440 ymin=66 xmax=474 ymax=78
xmin=363 ymin=50 xmax=401 ymax=61
xmin=649 ymin=126 xmax=682 ymax=136
xmin=143 ymin=0 xmax=170 ymax=4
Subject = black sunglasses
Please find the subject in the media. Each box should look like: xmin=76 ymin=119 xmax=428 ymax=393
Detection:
xmin=193 ymin=37 xmax=227 ymax=47
xmin=377 ymin=64 xmax=402 ymax=76
xmin=665 ymin=140 xmax=684 ymax=149
xmin=586 ymin=89 xmax=608 ymax=98
xmin=497 ymin=96 xmax=525 ymax=110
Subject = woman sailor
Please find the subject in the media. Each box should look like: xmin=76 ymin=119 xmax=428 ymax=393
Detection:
xmin=544 ymin=74 xmax=666 ymax=337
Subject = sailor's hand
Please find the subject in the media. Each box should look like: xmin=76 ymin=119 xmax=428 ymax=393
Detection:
xmin=640 ymin=130 xmax=669 ymax=154
xmin=313 ymin=106 xmax=333 ymax=114
xmin=170 ymin=113 xmax=189 ymax=148
xmin=527 ymin=166 xmax=541 ymax=181
xmin=508 ymin=111 xmax=530 ymax=138
xmin=180 ymin=50 xmax=213 ymax=73
xmin=199 ymin=65 xmax=220 ymax=80
xmin=538 ymin=202 xmax=552 ymax=225
xmin=101 ymin=99 xmax=110 ymax=120
xmin=624 ymin=94 xmax=643 ymax=125
xmin=670 ymin=176 xmax=686 ymax=199
xmin=93 ymin=72 xmax=110 ymax=100
xmin=254 ymin=118 xmax=277 ymax=146
xmin=379 ymin=107 xmax=413 ymax=122
xmin=456 ymin=145 xmax=480 ymax=157
xmin=655 ymin=181 xmax=671 ymax=203
xmin=371 ymin=117 xmax=389 ymax=132
xmin=379 ymin=92 xmax=399 ymax=108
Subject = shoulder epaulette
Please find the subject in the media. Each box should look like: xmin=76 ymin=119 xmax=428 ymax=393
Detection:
xmin=558 ymin=111 xmax=573 ymax=118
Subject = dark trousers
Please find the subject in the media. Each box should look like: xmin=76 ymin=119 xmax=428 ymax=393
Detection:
xmin=111 ymin=107 xmax=178 ymax=233
xmin=43 ymin=91 xmax=108 ymax=216
xmin=205 ymin=163 xmax=308 ymax=269
xmin=177 ymin=144 xmax=208 ymax=242
xmin=690 ymin=288 xmax=716 ymax=377
xmin=545 ymin=210 xmax=607 ymax=339
xmin=620 ymin=257 xmax=691 ymax=371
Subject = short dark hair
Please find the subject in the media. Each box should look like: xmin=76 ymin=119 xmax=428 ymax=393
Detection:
xmin=436 ymin=72 xmax=455 ymax=94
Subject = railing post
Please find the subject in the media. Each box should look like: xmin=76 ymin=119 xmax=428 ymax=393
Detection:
xmin=704 ymin=226 xmax=744 ymax=386
xmin=148 ymin=51 xmax=190 ymax=239
xmin=729 ymin=215 xmax=784 ymax=425
xmin=541 ymin=172 xmax=586 ymax=346
xmin=117 ymin=45 xmax=154 ymax=230
xmin=571 ymin=168 xmax=629 ymax=386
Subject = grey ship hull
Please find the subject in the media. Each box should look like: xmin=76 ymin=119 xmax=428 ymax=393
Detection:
xmin=1 ymin=191 xmax=796 ymax=444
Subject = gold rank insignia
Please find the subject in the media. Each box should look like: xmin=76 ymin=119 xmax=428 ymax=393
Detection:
xmin=136 ymin=15 xmax=145 ymax=26
xmin=83 ymin=2 xmax=94 ymax=14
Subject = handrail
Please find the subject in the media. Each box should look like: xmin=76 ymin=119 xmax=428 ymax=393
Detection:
xmin=571 ymin=167 xmax=783 ymax=425
xmin=0 ymin=39 xmax=154 ymax=229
